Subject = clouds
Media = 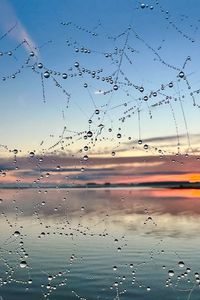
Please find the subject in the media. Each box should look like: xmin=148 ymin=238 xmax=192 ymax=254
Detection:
xmin=0 ymin=0 xmax=37 ymax=54
xmin=94 ymin=90 xmax=105 ymax=95
xmin=140 ymin=133 xmax=200 ymax=146
xmin=120 ymin=133 xmax=200 ymax=155
xmin=1 ymin=152 xmax=200 ymax=186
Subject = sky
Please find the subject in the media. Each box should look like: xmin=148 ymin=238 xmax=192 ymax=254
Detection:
xmin=1 ymin=0 xmax=200 ymax=186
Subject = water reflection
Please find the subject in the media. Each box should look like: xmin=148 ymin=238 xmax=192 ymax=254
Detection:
xmin=0 ymin=188 xmax=200 ymax=299
xmin=1 ymin=188 xmax=200 ymax=237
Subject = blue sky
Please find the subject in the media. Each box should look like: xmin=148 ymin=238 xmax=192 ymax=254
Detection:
xmin=0 ymin=0 xmax=200 ymax=157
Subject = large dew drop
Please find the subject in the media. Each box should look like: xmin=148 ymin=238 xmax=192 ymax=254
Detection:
xmin=20 ymin=261 xmax=27 ymax=268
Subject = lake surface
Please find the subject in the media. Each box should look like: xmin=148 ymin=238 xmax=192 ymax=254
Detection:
xmin=0 ymin=188 xmax=200 ymax=299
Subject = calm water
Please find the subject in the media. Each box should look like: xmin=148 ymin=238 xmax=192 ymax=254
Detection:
xmin=0 ymin=188 xmax=200 ymax=299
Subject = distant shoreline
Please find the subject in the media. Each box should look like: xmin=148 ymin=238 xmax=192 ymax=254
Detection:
xmin=0 ymin=181 xmax=200 ymax=189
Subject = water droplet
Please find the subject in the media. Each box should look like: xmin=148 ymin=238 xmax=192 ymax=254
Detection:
xmin=186 ymin=268 xmax=191 ymax=273
xmin=139 ymin=87 xmax=144 ymax=92
xmin=83 ymin=155 xmax=88 ymax=161
xmin=87 ymin=131 xmax=93 ymax=137
xmin=168 ymin=270 xmax=174 ymax=277
xmin=44 ymin=71 xmax=50 ymax=78
xmin=179 ymin=71 xmax=185 ymax=78
xmin=178 ymin=261 xmax=185 ymax=268
xmin=29 ymin=152 xmax=35 ymax=158
xmin=62 ymin=73 xmax=68 ymax=79
xmin=14 ymin=231 xmax=20 ymax=237
xmin=20 ymin=261 xmax=27 ymax=268
xmin=37 ymin=63 xmax=43 ymax=69
xmin=13 ymin=149 xmax=18 ymax=155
